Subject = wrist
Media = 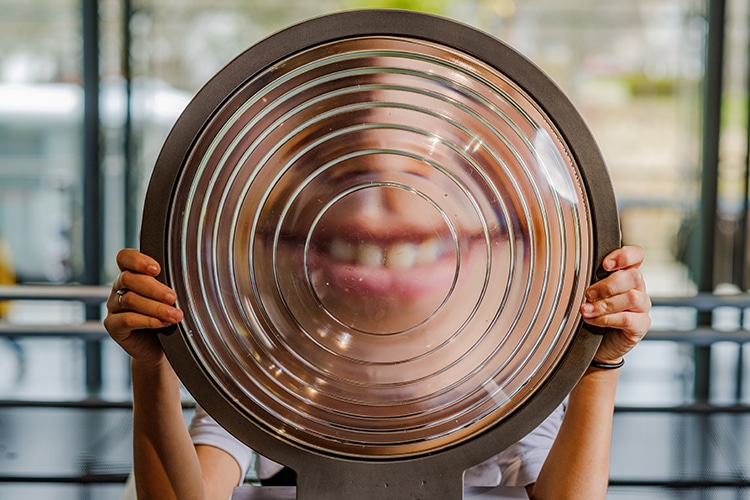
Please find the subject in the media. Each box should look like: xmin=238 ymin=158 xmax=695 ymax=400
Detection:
xmin=131 ymin=356 xmax=174 ymax=379
xmin=131 ymin=357 xmax=182 ymax=411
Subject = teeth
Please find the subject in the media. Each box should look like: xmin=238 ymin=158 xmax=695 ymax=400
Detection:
xmin=327 ymin=238 xmax=444 ymax=269
xmin=358 ymin=243 xmax=385 ymax=267
xmin=416 ymin=238 xmax=441 ymax=264
xmin=386 ymin=242 xmax=418 ymax=269
xmin=329 ymin=237 xmax=355 ymax=262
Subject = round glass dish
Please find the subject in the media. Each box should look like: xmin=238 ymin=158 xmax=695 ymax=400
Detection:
xmin=141 ymin=9 xmax=619 ymax=471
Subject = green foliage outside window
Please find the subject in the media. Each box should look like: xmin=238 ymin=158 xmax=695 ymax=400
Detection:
xmin=340 ymin=0 xmax=448 ymax=16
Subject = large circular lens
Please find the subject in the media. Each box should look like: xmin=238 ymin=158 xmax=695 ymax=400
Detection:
xmin=142 ymin=10 xmax=618 ymax=468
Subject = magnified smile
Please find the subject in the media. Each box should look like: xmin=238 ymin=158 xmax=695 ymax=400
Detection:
xmin=273 ymin=182 xmax=488 ymax=333
xmin=325 ymin=235 xmax=448 ymax=270
xmin=307 ymin=230 xmax=458 ymax=302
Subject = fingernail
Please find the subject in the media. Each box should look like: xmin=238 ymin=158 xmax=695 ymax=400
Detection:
xmin=603 ymin=259 xmax=615 ymax=271
xmin=581 ymin=303 xmax=594 ymax=315
xmin=148 ymin=264 xmax=159 ymax=275
xmin=169 ymin=309 xmax=183 ymax=322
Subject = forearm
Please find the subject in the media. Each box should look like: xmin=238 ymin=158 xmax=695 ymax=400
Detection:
xmin=529 ymin=367 xmax=619 ymax=500
xmin=132 ymin=358 xmax=206 ymax=500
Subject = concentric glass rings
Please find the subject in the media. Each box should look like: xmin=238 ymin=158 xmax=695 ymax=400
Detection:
xmin=165 ymin=35 xmax=592 ymax=458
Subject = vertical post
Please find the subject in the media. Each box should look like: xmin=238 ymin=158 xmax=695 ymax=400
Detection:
xmin=694 ymin=0 xmax=726 ymax=403
xmin=122 ymin=0 xmax=136 ymax=390
xmin=82 ymin=0 xmax=103 ymax=394
xmin=123 ymin=0 xmax=138 ymax=249
xmin=737 ymin=57 xmax=750 ymax=291
xmin=734 ymin=0 xmax=750 ymax=405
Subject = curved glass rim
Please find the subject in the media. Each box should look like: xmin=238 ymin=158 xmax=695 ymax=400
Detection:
xmin=140 ymin=9 xmax=620 ymax=481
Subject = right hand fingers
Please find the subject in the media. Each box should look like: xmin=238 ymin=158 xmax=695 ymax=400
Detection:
xmin=103 ymin=249 xmax=183 ymax=365
xmin=107 ymin=288 xmax=183 ymax=327
xmin=106 ymin=249 xmax=183 ymax=327
xmin=115 ymin=248 xmax=160 ymax=276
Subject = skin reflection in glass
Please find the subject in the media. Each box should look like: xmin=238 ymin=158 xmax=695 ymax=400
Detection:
xmin=252 ymin=98 xmax=541 ymax=399
xmin=170 ymin=42 xmax=590 ymax=455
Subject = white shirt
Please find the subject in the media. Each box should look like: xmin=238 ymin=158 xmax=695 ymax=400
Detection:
xmin=189 ymin=404 xmax=564 ymax=496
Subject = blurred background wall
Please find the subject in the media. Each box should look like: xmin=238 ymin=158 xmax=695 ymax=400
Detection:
xmin=2 ymin=0 xmax=750 ymax=498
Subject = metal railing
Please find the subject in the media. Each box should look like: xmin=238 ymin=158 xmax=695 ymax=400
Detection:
xmin=3 ymin=284 xmax=750 ymax=492
xmin=3 ymin=285 xmax=750 ymax=407
xmin=0 ymin=284 xmax=109 ymax=340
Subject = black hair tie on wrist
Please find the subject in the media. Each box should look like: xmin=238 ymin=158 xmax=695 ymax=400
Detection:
xmin=590 ymin=358 xmax=625 ymax=370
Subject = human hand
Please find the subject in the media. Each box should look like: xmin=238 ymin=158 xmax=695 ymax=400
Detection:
xmin=580 ymin=245 xmax=651 ymax=364
xmin=103 ymin=248 xmax=183 ymax=366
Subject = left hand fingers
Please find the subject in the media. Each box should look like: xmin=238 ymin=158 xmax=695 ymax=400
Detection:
xmin=582 ymin=286 xmax=650 ymax=318
xmin=582 ymin=301 xmax=651 ymax=339
xmin=586 ymin=247 xmax=647 ymax=303
xmin=585 ymin=310 xmax=651 ymax=363
xmin=599 ymin=245 xmax=645 ymax=274
xmin=585 ymin=267 xmax=647 ymax=303
xmin=582 ymin=245 xmax=651 ymax=337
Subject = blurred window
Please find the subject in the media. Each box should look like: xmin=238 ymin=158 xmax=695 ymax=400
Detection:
xmin=1 ymin=0 xmax=749 ymax=405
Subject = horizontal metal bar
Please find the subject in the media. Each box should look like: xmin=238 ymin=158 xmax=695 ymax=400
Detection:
xmin=0 ymin=322 xmax=108 ymax=339
xmin=0 ymin=399 xmax=134 ymax=409
xmin=0 ymin=399 xmax=196 ymax=409
xmin=0 ymin=474 xmax=129 ymax=484
xmin=0 ymin=285 xmax=110 ymax=303
xmin=0 ymin=286 xmax=748 ymax=310
xmin=4 ymin=476 xmax=750 ymax=489
xmin=651 ymin=293 xmax=750 ymax=310
xmin=614 ymin=404 xmax=750 ymax=414
xmin=5 ymin=399 xmax=749 ymax=415
xmin=3 ymin=326 xmax=748 ymax=343
xmin=609 ymin=479 xmax=750 ymax=488
xmin=645 ymin=328 xmax=750 ymax=344
xmin=2 ymin=476 xmax=749 ymax=488
xmin=1 ymin=286 xmax=749 ymax=310
xmin=3 ymin=323 xmax=750 ymax=345
xmin=1 ymin=289 xmax=750 ymax=347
